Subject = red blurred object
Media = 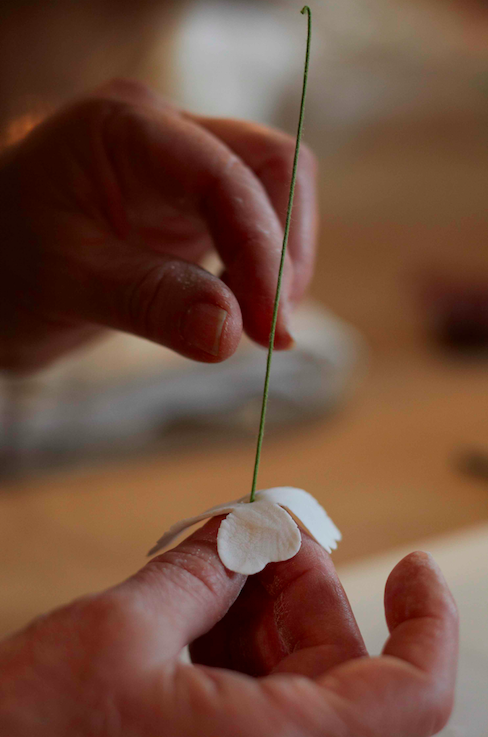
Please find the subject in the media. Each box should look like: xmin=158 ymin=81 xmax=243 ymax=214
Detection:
xmin=421 ymin=275 xmax=488 ymax=351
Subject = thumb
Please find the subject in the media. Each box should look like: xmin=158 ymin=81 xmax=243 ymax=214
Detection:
xmin=88 ymin=254 xmax=242 ymax=362
xmin=112 ymin=517 xmax=246 ymax=658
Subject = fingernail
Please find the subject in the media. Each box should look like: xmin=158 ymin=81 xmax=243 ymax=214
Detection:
xmin=183 ymin=303 xmax=228 ymax=356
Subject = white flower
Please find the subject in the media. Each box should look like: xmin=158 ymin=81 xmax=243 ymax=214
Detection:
xmin=148 ymin=487 xmax=341 ymax=575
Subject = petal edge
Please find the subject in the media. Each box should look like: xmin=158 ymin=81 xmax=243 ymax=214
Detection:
xmin=217 ymin=500 xmax=301 ymax=574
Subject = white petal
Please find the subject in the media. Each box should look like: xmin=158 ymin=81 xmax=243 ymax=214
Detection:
xmin=147 ymin=501 xmax=243 ymax=556
xmin=217 ymin=500 xmax=301 ymax=575
xmin=255 ymin=487 xmax=342 ymax=553
xmin=148 ymin=487 xmax=341 ymax=558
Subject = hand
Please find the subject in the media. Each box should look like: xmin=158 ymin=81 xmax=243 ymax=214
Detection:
xmin=0 ymin=519 xmax=458 ymax=736
xmin=0 ymin=79 xmax=318 ymax=372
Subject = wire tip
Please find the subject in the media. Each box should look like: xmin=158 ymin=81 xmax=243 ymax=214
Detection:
xmin=301 ymin=6 xmax=311 ymax=15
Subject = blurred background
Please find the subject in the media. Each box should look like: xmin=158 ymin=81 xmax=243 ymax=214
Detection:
xmin=1 ymin=1 xmax=488 ymax=733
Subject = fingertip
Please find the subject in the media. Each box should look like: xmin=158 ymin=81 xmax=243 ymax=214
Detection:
xmin=241 ymin=322 xmax=294 ymax=353
xmin=237 ymin=292 xmax=295 ymax=351
xmin=119 ymin=257 xmax=243 ymax=364
xmin=386 ymin=551 xmax=439 ymax=591
xmin=385 ymin=550 xmax=444 ymax=597
xmin=274 ymin=308 xmax=295 ymax=350
xmin=384 ymin=551 xmax=458 ymax=635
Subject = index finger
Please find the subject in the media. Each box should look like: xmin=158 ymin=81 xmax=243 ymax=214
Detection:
xmin=188 ymin=116 xmax=319 ymax=305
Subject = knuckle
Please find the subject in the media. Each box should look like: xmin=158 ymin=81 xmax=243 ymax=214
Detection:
xmin=70 ymin=94 xmax=146 ymax=150
xmin=56 ymin=96 xmax=139 ymax=159
xmin=67 ymin=97 xmax=126 ymax=130
xmin=73 ymin=592 xmax=143 ymax=648
xmin=142 ymin=536 xmax=231 ymax=608
xmin=98 ymin=77 xmax=154 ymax=104
xmin=123 ymin=261 xmax=175 ymax=343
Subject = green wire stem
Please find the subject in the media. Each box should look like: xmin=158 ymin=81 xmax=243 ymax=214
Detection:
xmin=250 ymin=6 xmax=312 ymax=503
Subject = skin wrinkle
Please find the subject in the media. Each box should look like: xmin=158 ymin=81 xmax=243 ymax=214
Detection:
xmin=269 ymin=565 xmax=329 ymax=658
xmin=124 ymin=260 xmax=170 ymax=341
xmin=88 ymin=99 xmax=132 ymax=242
xmin=105 ymin=104 xmax=209 ymax=232
xmin=186 ymin=669 xmax=275 ymax=736
xmin=47 ymin=100 xmax=124 ymax=233
xmin=316 ymin=677 xmax=387 ymax=737
xmin=384 ymin=616 xmax=449 ymax=673
xmin=166 ymin=666 xmax=232 ymax=737
xmin=144 ymin=554 xmax=228 ymax=609
xmin=273 ymin=594 xmax=294 ymax=656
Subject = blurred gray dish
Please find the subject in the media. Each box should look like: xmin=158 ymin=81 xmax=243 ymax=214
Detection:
xmin=0 ymin=302 xmax=366 ymax=474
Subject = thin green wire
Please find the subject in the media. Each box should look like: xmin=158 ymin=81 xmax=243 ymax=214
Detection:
xmin=250 ymin=6 xmax=312 ymax=503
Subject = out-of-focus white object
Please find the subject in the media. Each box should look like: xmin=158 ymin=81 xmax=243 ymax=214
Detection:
xmin=0 ymin=302 xmax=365 ymax=473
xmin=174 ymin=0 xmax=488 ymax=146
xmin=174 ymin=1 xmax=302 ymax=122
xmin=338 ymin=523 xmax=488 ymax=736
xmin=148 ymin=486 xmax=341 ymax=574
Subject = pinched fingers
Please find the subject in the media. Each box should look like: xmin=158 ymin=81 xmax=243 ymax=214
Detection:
xmin=190 ymin=533 xmax=366 ymax=677
xmin=189 ymin=115 xmax=318 ymax=305
xmin=4 ymin=80 xmax=300 ymax=369
xmin=90 ymin=86 xmax=297 ymax=350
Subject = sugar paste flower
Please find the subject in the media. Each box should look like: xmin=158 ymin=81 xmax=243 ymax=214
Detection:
xmin=148 ymin=487 xmax=341 ymax=575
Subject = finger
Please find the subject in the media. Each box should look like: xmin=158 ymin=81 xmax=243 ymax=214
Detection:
xmin=318 ymin=552 xmax=459 ymax=737
xmin=189 ymin=115 xmax=318 ymax=304
xmin=190 ymin=532 xmax=366 ymax=677
xmin=98 ymin=96 xmax=295 ymax=349
xmin=88 ymin=253 xmax=242 ymax=362
xmin=111 ymin=517 xmax=246 ymax=660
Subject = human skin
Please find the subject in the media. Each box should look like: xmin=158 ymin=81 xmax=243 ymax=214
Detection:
xmin=0 ymin=79 xmax=458 ymax=734
xmin=0 ymin=521 xmax=458 ymax=736
xmin=0 ymin=78 xmax=317 ymax=372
